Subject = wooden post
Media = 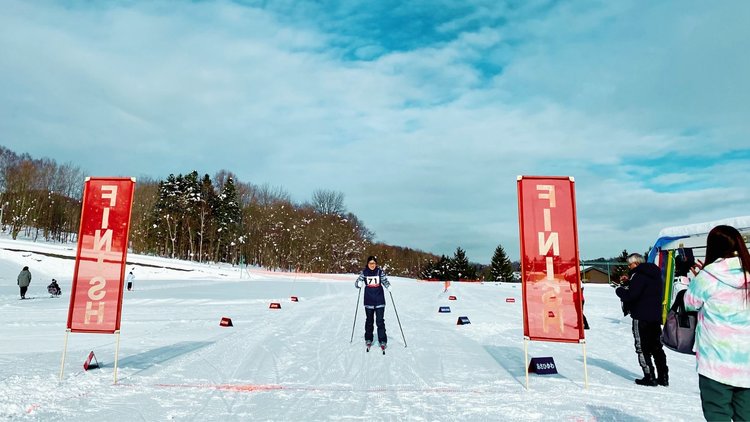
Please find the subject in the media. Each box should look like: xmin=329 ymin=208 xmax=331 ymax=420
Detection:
xmin=581 ymin=339 xmax=589 ymax=389
xmin=113 ymin=331 xmax=121 ymax=384
xmin=59 ymin=329 xmax=71 ymax=381
xmin=524 ymin=337 xmax=530 ymax=390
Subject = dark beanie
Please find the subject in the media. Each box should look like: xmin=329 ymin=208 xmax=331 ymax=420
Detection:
xmin=366 ymin=256 xmax=377 ymax=264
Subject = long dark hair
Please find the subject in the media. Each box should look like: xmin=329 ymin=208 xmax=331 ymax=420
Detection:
xmin=704 ymin=225 xmax=750 ymax=299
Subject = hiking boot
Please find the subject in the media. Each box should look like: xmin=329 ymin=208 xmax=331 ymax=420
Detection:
xmin=657 ymin=371 xmax=669 ymax=387
xmin=635 ymin=375 xmax=658 ymax=386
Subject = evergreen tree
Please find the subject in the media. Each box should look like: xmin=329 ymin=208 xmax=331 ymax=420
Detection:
xmin=419 ymin=260 xmax=436 ymax=280
xmin=197 ymin=174 xmax=217 ymax=262
xmin=436 ymin=255 xmax=453 ymax=281
xmin=611 ymin=249 xmax=630 ymax=283
xmin=452 ymin=247 xmax=476 ymax=280
xmin=147 ymin=174 xmax=182 ymax=258
xmin=214 ymin=177 xmax=242 ymax=263
xmin=490 ymin=244 xmax=514 ymax=281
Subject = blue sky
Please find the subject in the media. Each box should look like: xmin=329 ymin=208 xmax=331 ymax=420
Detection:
xmin=1 ymin=0 xmax=749 ymax=263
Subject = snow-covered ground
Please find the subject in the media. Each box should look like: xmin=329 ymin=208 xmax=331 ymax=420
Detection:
xmin=0 ymin=237 xmax=704 ymax=421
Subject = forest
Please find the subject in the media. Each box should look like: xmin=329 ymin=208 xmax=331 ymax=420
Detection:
xmin=0 ymin=146 xmax=451 ymax=277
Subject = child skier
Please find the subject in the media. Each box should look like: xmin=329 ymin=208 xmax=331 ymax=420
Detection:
xmin=354 ymin=256 xmax=391 ymax=353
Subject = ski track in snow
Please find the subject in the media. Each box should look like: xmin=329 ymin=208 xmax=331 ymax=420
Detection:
xmin=0 ymin=239 xmax=706 ymax=421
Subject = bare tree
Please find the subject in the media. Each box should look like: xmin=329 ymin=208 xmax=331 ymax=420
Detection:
xmin=310 ymin=189 xmax=346 ymax=216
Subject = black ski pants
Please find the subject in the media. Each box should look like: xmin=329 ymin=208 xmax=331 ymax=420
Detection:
xmin=632 ymin=318 xmax=668 ymax=378
xmin=364 ymin=307 xmax=387 ymax=345
xmin=20 ymin=286 xmax=28 ymax=299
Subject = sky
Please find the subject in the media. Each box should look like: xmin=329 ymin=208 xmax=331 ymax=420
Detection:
xmin=1 ymin=0 xmax=749 ymax=263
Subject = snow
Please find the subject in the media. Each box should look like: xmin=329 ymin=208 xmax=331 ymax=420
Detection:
xmin=0 ymin=237 xmax=705 ymax=421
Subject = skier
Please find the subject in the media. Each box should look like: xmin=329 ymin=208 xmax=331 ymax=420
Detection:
xmin=17 ymin=266 xmax=32 ymax=299
xmin=354 ymin=256 xmax=391 ymax=353
xmin=47 ymin=279 xmax=62 ymax=297
xmin=126 ymin=271 xmax=135 ymax=291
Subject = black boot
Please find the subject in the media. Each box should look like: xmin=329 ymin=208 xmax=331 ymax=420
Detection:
xmin=657 ymin=369 xmax=669 ymax=386
xmin=635 ymin=374 xmax=658 ymax=386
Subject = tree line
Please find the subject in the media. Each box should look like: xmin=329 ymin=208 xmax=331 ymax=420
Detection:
xmin=0 ymin=147 xmax=84 ymax=243
xmin=2 ymin=146 xmax=485 ymax=277
xmin=420 ymin=245 xmax=517 ymax=282
xmin=2 ymin=147 xmax=632 ymax=281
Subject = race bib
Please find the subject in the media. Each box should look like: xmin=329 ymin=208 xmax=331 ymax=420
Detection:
xmin=366 ymin=276 xmax=380 ymax=287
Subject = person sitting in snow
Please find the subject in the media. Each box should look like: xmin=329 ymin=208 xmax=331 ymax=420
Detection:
xmin=47 ymin=279 xmax=62 ymax=297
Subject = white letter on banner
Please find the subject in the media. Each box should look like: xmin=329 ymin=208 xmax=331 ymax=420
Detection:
xmin=101 ymin=207 xmax=110 ymax=229
xmin=538 ymin=232 xmax=559 ymax=256
xmin=84 ymin=301 xmax=105 ymax=324
xmin=94 ymin=229 xmax=113 ymax=265
xmin=546 ymin=257 xmax=555 ymax=280
xmin=536 ymin=185 xmax=556 ymax=207
xmin=94 ymin=229 xmax=112 ymax=252
xmin=101 ymin=185 xmax=118 ymax=207
xmin=88 ymin=276 xmax=107 ymax=301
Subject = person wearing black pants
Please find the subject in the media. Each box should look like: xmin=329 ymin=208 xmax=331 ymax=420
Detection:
xmin=17 ymin=266 xmax=32 ymax=300
xmin=633 ymin=318 xmax=668 ymax=385
xmin=364 ymin=307 xmax=386 ymax=347
xmin=354 ymin=256 xmax=391 ymax=350
xmin=615 ymin=253 xmax=669 ymax=386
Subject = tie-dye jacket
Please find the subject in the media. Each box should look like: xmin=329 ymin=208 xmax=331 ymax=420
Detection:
xmin=684 ymin=257 xmax=750 ymax=387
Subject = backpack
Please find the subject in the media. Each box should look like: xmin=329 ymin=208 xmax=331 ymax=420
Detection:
xmin=660 ymin=289 xmax=697 ymax=354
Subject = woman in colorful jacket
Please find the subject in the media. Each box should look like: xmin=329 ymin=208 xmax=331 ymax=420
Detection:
xmin=684 ymin=225 xmax=750 ymax=421
xmin=354 ymin=256 xmax=391 ymax=351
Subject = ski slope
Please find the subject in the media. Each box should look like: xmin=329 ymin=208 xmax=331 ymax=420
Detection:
xmin=0 ymin=238 xmax=704 ymax=421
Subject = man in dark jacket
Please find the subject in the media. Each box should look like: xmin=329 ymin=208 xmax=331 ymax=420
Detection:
xmin=615 ymin=253 xmax=669 ymax=387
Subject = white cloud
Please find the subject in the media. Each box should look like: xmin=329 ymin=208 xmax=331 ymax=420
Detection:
xmin=1 ymin=0 xmax=748 ymax=263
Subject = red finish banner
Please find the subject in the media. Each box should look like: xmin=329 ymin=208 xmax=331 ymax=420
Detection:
xmin=517 ymin=176 xmax=584 ymax=342
xmin=67 ymin=178 xmax=135 ymax=333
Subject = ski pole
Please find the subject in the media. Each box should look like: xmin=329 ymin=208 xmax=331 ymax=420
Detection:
xmin=388 ymin=290 xmax=407 ymax=347
xmin=350 ymin=287 xmax=362 ymax=343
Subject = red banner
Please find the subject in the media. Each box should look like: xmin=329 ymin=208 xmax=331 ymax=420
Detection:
xmin=67 ymin=178 xmax=135 ymax=333
xmin=517 ymin=176 xmax=583 ymax=342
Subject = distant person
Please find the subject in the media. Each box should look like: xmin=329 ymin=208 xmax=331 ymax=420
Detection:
xmin=615 ymin=253 xmax=669 ymax=387
xmin=684 ymin=225 xmax=750 ymax=421
xmin=570 ymin=280 xmax=589 ymax=330
xmin=47 ymin=279 xmax=62 ymax=297
xmin=581 ymin=285 xmax=590 ymax=330
xmin=17 ymin=266 xmax=32 ymax=300
xmin=126 ymin=271 xmax=135 ymax=291
xmin=354 ymin=256 xmax=391 ymax=352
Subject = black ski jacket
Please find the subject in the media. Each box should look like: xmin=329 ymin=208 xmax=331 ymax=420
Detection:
xmin=615 ymin=263 xmax=663 ymax=322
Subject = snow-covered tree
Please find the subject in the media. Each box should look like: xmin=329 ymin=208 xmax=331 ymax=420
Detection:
xmin=490 ymin=244 xmax=513 ymax=281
